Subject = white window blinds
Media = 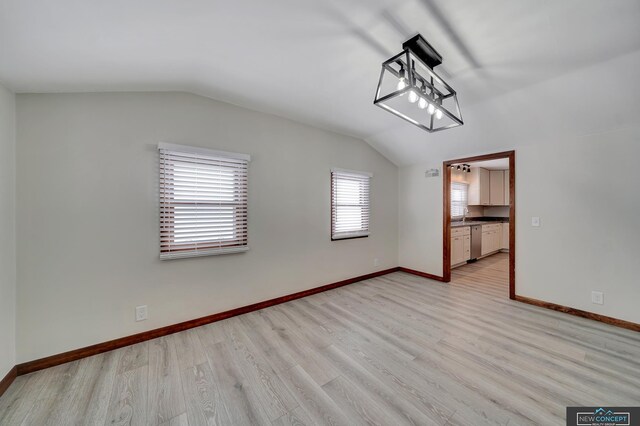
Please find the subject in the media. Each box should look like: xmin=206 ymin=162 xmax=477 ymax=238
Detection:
xmin=331 ymin=169 xmax=372 ymax=240
xmin=451 ymin=181 xmax=468 ymax=218
xmin=159 ymin=143 xmax=250 ymax=259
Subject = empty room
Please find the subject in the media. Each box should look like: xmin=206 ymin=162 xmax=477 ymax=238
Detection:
xmin=1 ymin=1 xmax=640 ymax=425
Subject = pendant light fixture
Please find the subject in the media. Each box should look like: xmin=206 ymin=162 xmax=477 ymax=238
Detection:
xmin=373 ymin=34 xmax=463 ymax=133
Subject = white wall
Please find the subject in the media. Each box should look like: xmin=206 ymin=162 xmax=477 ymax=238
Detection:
xmin=398 ymin=164 xmax=443 ymax=276
xmin=400 ymin=128 xmax=640 ymax=324
xmin=0 ymin=83 xmax=16 ymax=377
xmin=16 ymin=92 xmax=398 ymax=363
xmin=516 ymin=128 xmax=640 ymax=322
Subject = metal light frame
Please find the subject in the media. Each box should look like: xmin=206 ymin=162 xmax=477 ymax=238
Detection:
xmin=373 ymin=35 xmax=463 ymax=133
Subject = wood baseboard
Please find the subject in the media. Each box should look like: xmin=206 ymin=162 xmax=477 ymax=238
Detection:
xmin=15 ymin=267 xmax=636 ymax=382
xmin=0 ymin=366 xmax=17 ymax=398
xmin=515 ymin=295 xmax=640 ymax=332
xmin=398 ymin=267 xmax=446 ymax=282
xmin=16 ymin=267 xmax=400 ymax=376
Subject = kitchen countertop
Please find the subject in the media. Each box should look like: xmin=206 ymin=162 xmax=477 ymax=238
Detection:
xmin=451 ymin=219 xmax=509 ymax=228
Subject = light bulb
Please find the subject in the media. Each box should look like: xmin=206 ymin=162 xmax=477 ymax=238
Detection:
xmin=397 ymin=77 xmax=407 ymax=91
xmin=435 ymin=109 xmax=443 ymax=120
xmin=408 ymin=90 xmax=418 ymax=103
xmin=418 ymin=97 xmax=428 ymax=109
xmin=427 ymin=103 xmax=435 ymax=115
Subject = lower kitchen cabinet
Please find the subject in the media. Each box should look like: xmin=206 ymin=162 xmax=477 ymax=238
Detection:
xmin=502 ymin=222 xmax=509 ymax=250
xmin=452 ymin=223 xmax=507 ymax=267
xmin=464 ymin=234 xmax=471 ymax=260
xmin=451 ymin=226 xmax=471 ymax=266
xmin=452 ymin=236 xmax=464 ymax=265
xmin=481 ymin=223 xmax=502 ymax=256
xmin=481 ymin=230 xmax=491 ymax=256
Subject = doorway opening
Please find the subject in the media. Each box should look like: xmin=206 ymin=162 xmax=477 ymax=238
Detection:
xmin=443 ymin=151 xmax=515 ymax=299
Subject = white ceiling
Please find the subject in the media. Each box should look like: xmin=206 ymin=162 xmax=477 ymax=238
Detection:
xmin=2 ymin=0 xmax=640 ymax=166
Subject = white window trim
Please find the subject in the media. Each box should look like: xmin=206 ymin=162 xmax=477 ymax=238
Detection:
xmin=158 ymin=142 xmax=251 ymax=162
xmin=330 ymin=168 xmax=374 ymax=178
xmin=158 ymin=143 xmax=250 ymax=260
xmin=331 ymin=168 xmax=372 ymax=241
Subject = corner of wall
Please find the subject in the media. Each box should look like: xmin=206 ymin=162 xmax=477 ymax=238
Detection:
xmin=0 ymin=82 xmax=17 ymax=380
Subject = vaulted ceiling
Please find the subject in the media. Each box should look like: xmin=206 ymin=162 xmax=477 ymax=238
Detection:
xmin=2 ymin=0 xmax=639 ymax=165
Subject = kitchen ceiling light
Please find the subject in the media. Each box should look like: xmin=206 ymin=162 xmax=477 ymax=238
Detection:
xmin=450 ymin=164 xmax=471 ymax=173
xmin=374 ymin=34 xmax=463 ymax=133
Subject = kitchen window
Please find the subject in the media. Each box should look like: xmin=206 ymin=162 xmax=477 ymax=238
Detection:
xmin=159 ymin=143 xmax=250 ymax=259
xmin=331 ymin=169 xmax=372 ymax=240
xmin=451 ymin=181 xmax=468 ymax=218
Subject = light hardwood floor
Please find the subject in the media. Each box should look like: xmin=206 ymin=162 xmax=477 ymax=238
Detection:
xmin=1 ymin=253 xmax=639 ymax=425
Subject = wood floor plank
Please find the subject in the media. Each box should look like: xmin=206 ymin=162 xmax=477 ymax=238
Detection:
xmin=20 ymin=362 xmax=80 ymax=426
xmin=173 ymin=329 xmax=208 ymax=371
xmin=44 ymin=351 xmax=118 ymax=425
xmin=279 ymin=365 xmax=350 ymax=426
xmin=271 ymin=406 xmax=314 ymax=426
xmin=116 ymin=342 xmax=149 ymax=374
xmin=320 ymin=344 xmax=450 ymax=425
xmin=104 ymin=365 xmax=148 ymax=426
xmin=219 ymin=318 xmax=298 ymax=421
xmin=203 ymin=340 xmax=271 ymax=425
xmin=179 ymin=361 xmax=230 ymax=426
xmin=322 ymin=375 xmax=408 ymax=426
xmin=159 ymin=412 xmax=189 ymax=426
xmin=148 ymin=336 xmax=187 ymax=425
xmin=258 ymin=308 xmax=340 ymax=386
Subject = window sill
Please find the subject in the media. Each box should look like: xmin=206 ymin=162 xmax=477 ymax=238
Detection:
xmin=331 ymin=235 xmax=369 ymax=241
xmin=160 ymin=246 xmax=249 ymax=260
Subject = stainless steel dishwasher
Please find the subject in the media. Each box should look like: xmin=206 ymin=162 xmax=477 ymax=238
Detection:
xmin=470 ymin=225 xmax=482 ymax=260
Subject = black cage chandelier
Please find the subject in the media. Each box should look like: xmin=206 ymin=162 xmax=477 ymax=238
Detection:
xmin=373 ymin=34 xmax=463 ymax=133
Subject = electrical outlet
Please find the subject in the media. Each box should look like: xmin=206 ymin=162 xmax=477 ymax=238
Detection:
xmin=373 ymin=258 xmax=380 ymax=267
xmin=135 ymin=305 xmax=148 ymax=321
xmin=591 ymin=291 xmax=604 ymax=305
xmin=531 ymin=217 xmax=541 ymax=227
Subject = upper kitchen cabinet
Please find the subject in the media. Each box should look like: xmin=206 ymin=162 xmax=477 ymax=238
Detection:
xmin=468 ymin=167 xmax=490 ymax=205
xmin=468 ymin=167 xmax=509 ymax=206
xmin=490 ymin=170 xmax=504 ymax=205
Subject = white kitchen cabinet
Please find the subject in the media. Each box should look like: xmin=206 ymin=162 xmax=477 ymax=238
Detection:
xmin=451 ymin=226 xmax=471 ymax=266
xmin=502 ymin=222 xmax=509 ymax=250
xmin=451 ymin=236 xmax=463 ymax=265
xmin=481 ymin=229 xmax=491 ymax=256
xmin=490 ymin=170 xmax=504 ymax=206
xmin=481 ymin=223 xmax=502 ymax=256
xmin=504 ymin=169 xmax=510 ymax=205
xmin=463 ymin=235 xmax=471 ymax=261
xmin=468 ymin=167 xmax=490 ymax=206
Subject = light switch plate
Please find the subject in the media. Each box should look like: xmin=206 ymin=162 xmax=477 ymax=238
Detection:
xmin=531 ymin=217 xmax=540 ymax=227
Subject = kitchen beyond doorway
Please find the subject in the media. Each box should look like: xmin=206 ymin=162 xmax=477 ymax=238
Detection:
xmin=443 ymin=151 xmax=515 ymax=299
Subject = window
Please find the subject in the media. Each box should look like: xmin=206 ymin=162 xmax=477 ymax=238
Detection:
xmin=451 ymin=181 xmax=468 ymax=218
xmin=159 ymin=143 xmax=250 ymax=259
xmin=331 ymin=169 xmax=372 ymax=240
